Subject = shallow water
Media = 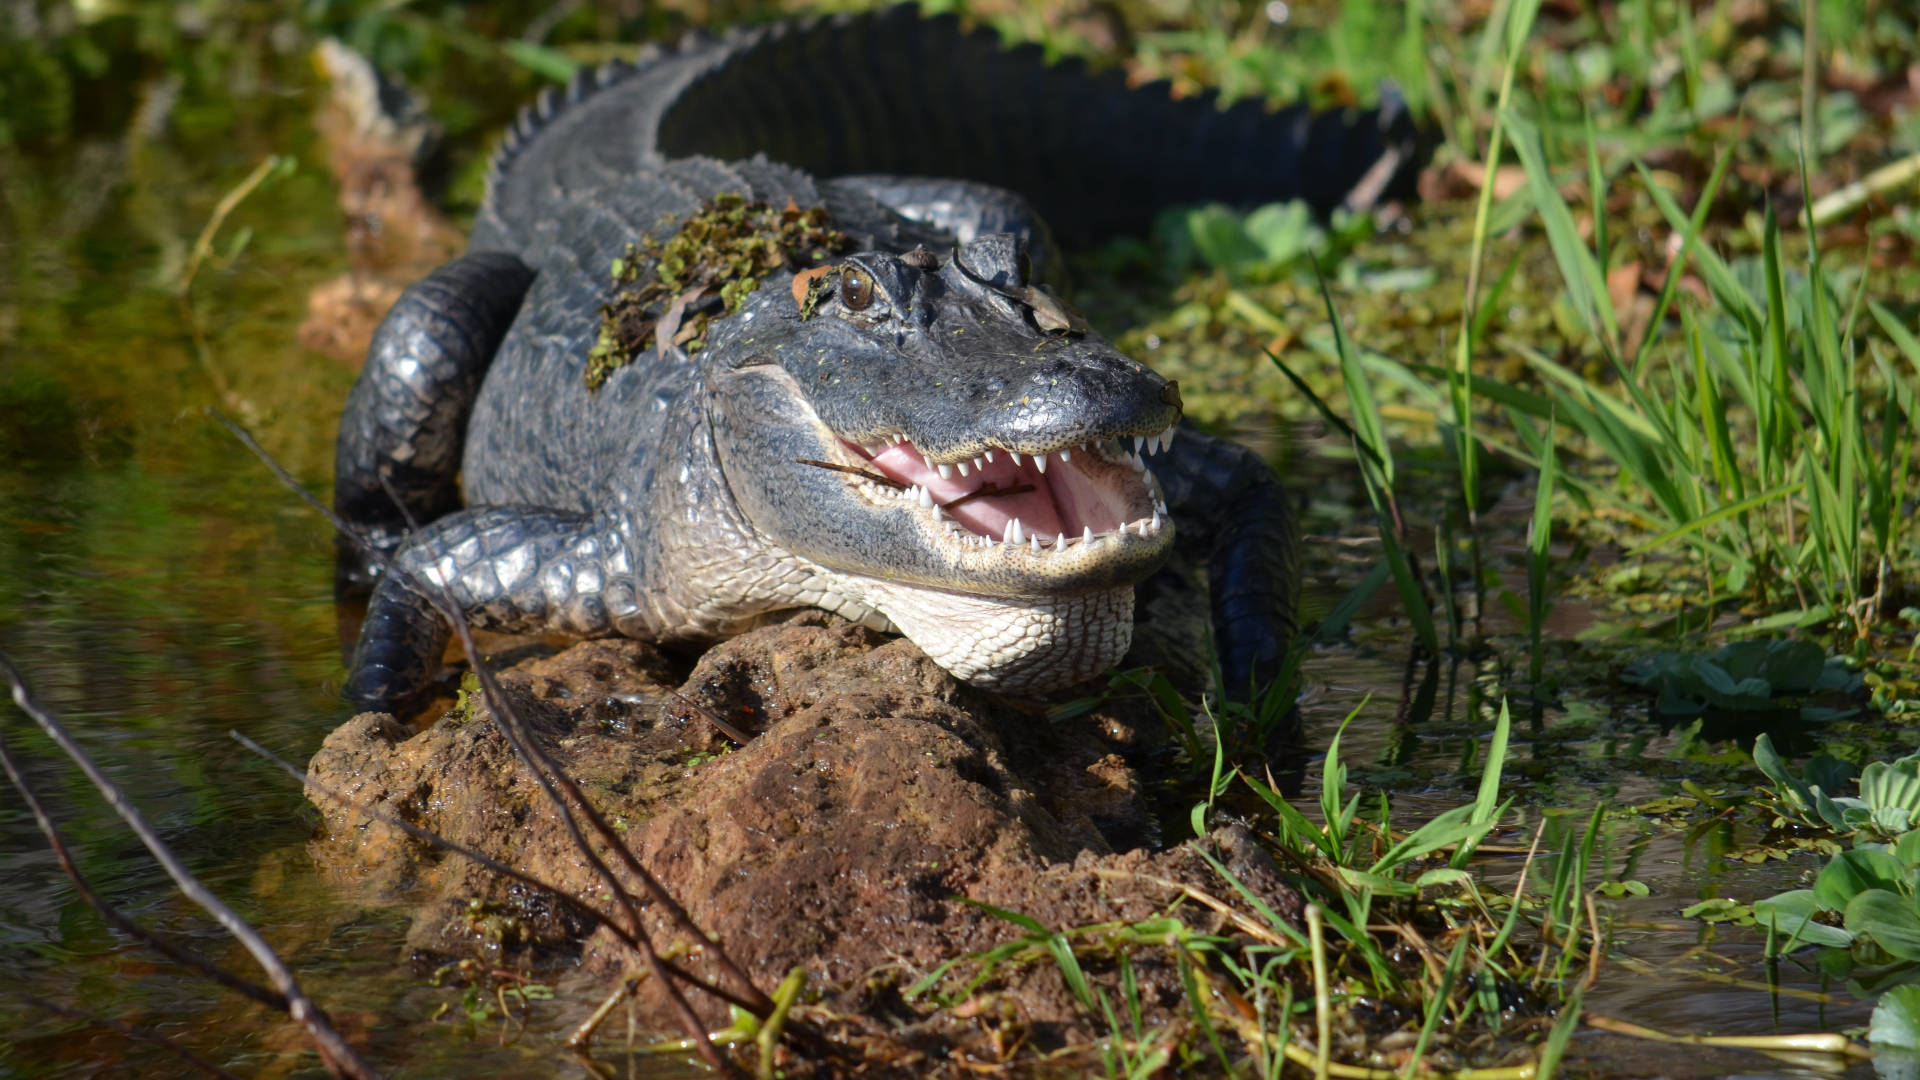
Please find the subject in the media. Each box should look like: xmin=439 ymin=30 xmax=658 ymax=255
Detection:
xmin=0 ymin=31 xmax=1896 ymax=1080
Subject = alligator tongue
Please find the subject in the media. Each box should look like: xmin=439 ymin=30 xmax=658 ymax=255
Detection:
xmin=860 ymin=440 xmax=1129 ymax=543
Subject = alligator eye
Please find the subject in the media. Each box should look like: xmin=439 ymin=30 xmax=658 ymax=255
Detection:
xmin=840 ymin=270 xmax=875 ymax=311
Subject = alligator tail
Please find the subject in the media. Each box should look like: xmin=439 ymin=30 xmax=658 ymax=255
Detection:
xmin=485 ymin=6 xmax=1424 ymax=247
xmin=653 ymin=5 xmax=1424 ymax=243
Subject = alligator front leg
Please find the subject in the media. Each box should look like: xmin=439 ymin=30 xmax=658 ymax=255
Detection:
xmin=344 ymin=506 xmax=637 ymax=715
xmin=334 ymin=252 xmax=535 ymax=593
xmin=1149 ymin=429 xmax=1299 ymax=701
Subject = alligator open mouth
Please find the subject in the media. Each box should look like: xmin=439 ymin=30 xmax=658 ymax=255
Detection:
xmin=827 ymin=426 xmax=1175 ymax=556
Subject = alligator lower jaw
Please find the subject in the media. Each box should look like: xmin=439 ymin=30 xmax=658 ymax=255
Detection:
xmin=832 ymin=432 xmax=1173 ymax=567
xmin=851 ymin=578 xmax=1137 ymax=692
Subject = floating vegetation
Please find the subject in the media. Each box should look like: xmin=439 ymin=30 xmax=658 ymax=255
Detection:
xmin=1622 ymin=640 xmax=1863 ymax=724
xmin=585 ymin=193 xmax=849 ymax=389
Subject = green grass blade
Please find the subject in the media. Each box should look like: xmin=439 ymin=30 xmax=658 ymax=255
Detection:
xmin=1264 ymin=347 xmax=1387 ymax=473
xmin=1537 ymin=985 xmax=1585 ymax=1080
xmin=1399 ymin=934 xmax=1473 ymax=1080
xmin=1527 ymin=417 xmax=1557 ymax=686
xmin=1316 ymin=267 xmax=1394 ymax=486
xmin=1505 ymin=108 xmax=1619 ymax=349
xmin=1454 ymin=699 xmax=1513 ymax=869
xmin=1630 ymin=150 xmax=1734 ymax=376
xmin=1624 ymin=482 xmax=1803 ymax=556
xmin=1359 ymin=449 xmax=1440 ymax=655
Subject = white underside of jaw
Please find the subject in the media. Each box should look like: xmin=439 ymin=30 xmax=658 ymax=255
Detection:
xmin=801 ymin=567 xmax=1135 ymax=693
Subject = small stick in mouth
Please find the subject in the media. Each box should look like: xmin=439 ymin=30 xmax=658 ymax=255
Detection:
xmin=943 ymin=482 xmax=1035 ymax=509
xmin=794 ymin=458 xmax=907 ymax=489
xmin=795 ymin=459 xmax=1034 ymax=510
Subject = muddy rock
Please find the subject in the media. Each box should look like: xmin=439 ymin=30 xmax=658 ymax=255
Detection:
xmin=306 ymin=615 xmax=1301 ymax=1055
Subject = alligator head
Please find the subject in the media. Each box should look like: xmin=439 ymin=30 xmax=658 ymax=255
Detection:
xmin=701 ymin=233 xmax=1183 ymax=693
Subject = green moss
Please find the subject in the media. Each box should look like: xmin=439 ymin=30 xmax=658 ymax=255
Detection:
xmin=450 ymin=671 xmax=483 ymax=724
xmin=585 ymin=193 xmax=850 ymax=390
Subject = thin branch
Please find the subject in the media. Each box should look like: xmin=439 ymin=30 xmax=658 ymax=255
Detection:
xmin=0 ymin=653 xmax=379 ymax=1080
xmin=665 ymin=689 xmax=755 ymax=745
xmin=793 ymin=458 xmax=905 ymax=488
xmin=0 ymin=726 xmax=288 ymax=1011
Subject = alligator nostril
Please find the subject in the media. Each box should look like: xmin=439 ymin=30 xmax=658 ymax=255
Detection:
xmin=1161 ymin=380 xmax=1183 ymax=410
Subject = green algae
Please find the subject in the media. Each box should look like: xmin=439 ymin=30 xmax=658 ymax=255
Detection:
xmin=585 ymin=193 xmax=850 ymax=389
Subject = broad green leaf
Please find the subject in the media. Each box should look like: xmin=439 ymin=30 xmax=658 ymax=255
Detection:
xmin=1753 ymin=889 xmax=1856 ymax=950
xmin=1754 ymin=733 xmax=1814 ymax=811
xmin=1869 ymin=984 xmax=1920 ymax=1048
xmin=1844 ymin=889 xmax=1920 ymax=962
xmin=1816 ymin=849 xmax=1908 ymax=912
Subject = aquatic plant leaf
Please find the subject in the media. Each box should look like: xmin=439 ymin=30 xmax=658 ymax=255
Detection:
xmin=1754 ymin=734 xmax=1815 ymax=809
xmin=1814 ymin=787 xmax=1869 ymax=833
xmin=1877 ymin=808 xmax=1919 ymax=838
xmin=1844 ymin=889 xmax=1920 ymax=962
xmin=1863 ymin=757 xmax=1920 ymax=819
xmin=1894 ymin=830 xmax=1920 ymax=867
xmin=1631 ymin=641 xmax=1860 ymax=724
xmin=1754 ymin=733 xmax=1815 ymax=812
xmin=1806 ymin=754 xmax=1859 ymax=795
xmin=1243 ymin=201 xmax=1316 ymax=267
xmin=1753 ymin=889 xmax=1855 ymax=950
xmin=1815 ymin=849 xmax=1908 ymax=913
xmin=1869 ymin=984 xmax=1920 ymax=1048
xmin=1183 ymin=205 xmax=1266 ymax=278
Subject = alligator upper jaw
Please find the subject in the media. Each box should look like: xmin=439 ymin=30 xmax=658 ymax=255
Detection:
xmin=833 ymin=427 xmax=1174 ymax=556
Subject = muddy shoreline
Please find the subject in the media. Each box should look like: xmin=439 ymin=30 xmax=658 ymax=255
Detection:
xmin=304 ymin=615 xmax=1302 ymax=1062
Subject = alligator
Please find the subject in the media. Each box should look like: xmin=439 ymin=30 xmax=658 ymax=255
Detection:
xmin=333 ymin=6 xmax=1421 ymax=716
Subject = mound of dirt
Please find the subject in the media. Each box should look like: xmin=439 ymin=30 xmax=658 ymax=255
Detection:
xmin=305 ymin=614 xmax=1299 ymax=1061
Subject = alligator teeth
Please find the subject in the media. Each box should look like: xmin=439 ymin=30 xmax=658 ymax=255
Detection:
xmin=916 ymin=486 xmax=933 ymax=509
xmin=1161 ymin=427 xmax=1177 ymax=453
xmin=1034 ymin=454 xmax=1048 ymax=474
xmin=1133 ymin=435 xmax=1144 ymax=455
xmin=973 ymin=456 xmax=985 ymax=471
xmin=1150 ymin=510 xmax=1163 ymax=533
xmin=1029 ymin=534 xmax=1040 ymax=554
xmin=1006 ymin=518 xmax=1024 ymax=545
xmin=1009 ymin=451 xmax=1022 ymax=466
xmin=1058 ymin=449 xmax=1071 ymax=463
xmin=921 ymin=453 xmax=935 ymax=470
xmin=937 ymin=463 xmax=952 ymax=479
xmin=984 ymin=450 xmax=995 ymax=463
xmin=956 ymin=461 xmax=969 ymax=477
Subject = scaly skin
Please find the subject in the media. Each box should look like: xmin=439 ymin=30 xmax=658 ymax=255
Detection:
xmin=334 ymin=8 xmax=1421 ymax=715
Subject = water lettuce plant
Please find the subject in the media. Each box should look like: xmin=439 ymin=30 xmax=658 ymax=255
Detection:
xmin=1623 ymin=640 xmax=1862 ymax=723
xmin=1745 ymin=737 xmax=1920 ymax=1044
xmin=1755 ymin=733 xmax=1920 ymax=843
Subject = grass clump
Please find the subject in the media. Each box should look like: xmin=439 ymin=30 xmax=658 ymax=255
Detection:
xmin=905 ymin=701 xmax=1615 ymax=1078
